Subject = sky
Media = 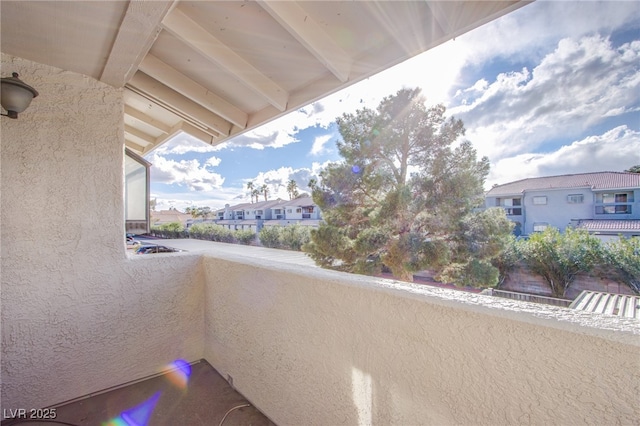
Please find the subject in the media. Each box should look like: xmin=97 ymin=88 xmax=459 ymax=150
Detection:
xmin=146 ymin=1 xmax=640 ymax=212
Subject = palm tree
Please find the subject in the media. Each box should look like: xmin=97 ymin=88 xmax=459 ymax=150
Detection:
xmin=251 ymin=189 xmax=260 ymax=203
xmin=308 ymin=178 xmax=317 ymax=190
xmin=286 ymin=179 xmax=299 ymax=200
xmin=247 ymin=181 xmax=255 ymax=203
xmin=261 ymin=184 xmax=269 ymax=201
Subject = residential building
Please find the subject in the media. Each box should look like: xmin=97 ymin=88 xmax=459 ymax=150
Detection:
xmin=2 ymin=2 xmax=636 ymax=425
xmin=214 ymin=196 xmax=321 ymax=231
xmin=486 ymin=172 xmax=640 ymax=238
xmin=151 ymin=209 xmax=193 ymax=228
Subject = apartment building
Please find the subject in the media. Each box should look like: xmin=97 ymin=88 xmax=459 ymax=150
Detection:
xmin=215 ymin=196 xmax=321 ymax=230
xmin=486 ymin=172 xmax=640 ymax=238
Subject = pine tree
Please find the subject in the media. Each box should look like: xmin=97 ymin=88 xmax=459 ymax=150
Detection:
xmin=304 ymin=88 xmax=512 ymax=286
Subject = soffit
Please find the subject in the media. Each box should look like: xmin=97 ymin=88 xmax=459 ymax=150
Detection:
xmin=0 ymin=0 xmax=530 ymax=155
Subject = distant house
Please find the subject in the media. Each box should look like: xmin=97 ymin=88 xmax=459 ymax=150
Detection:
xmin=214 ymin=196 xmax=322 ymax=231
xmin=485 ymin=172 xmax=640 ymax=239
xmin=151 ymin=209 xmax=193 ymax=228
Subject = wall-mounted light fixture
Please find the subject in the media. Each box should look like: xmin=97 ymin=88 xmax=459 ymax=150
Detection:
xmin=1 ymin=72 xmax=39 ymax=119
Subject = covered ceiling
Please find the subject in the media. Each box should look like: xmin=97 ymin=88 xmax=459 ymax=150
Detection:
xmin=1 ymin=0 xmax=528 ymax=155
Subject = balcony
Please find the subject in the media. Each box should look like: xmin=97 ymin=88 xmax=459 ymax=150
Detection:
xmin=1 ymin=8 xmax=637 ymax=424
xmin=2 ymin=240 xmax=638 ymax=425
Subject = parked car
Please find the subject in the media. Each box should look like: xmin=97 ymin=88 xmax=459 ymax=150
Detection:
xmin=135 ymin=245 xmax=181 ymax=254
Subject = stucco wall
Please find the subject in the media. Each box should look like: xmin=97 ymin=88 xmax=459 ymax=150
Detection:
xmin=202 ymin=252 xmax=640 ymax=425
xmin=1 ymin=54 xmax=205 ymax=410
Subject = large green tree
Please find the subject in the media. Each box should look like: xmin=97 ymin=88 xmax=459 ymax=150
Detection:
xmin=522 ymin=227 xmax=602 ymax=297
xmin=304 ymin=88 xmax=511 ymax=285
xmin=602 ymin=237 xmax=640 ymax=294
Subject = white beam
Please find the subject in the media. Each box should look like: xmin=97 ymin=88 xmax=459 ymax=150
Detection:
xmin=124 ymin=104 xmax=171 ymax=134
xmin=128 ymin=71 xmax=231 ymax=136
xmin=161 ymin=7 xmax=289 ymax=111
xmin=257 ymin=0 xmax=351 ymax=83
xmin=125 ymin=139 xmax=147 ymax=154
xmin=179 ymin=122 xmax=220 ymax=146
xmin=125 ymin=125 xmax=156 ymax=145
xmin=139 ymin=54 xmax=248 ymax=129
xmin=100 ymin=0 xmax=176 ymax=87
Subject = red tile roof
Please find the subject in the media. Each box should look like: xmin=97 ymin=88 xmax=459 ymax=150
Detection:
xmin=575 ymin=220 xmax=640 ymax=231
xmin=487 ymin=172 xmax=640 ymax=196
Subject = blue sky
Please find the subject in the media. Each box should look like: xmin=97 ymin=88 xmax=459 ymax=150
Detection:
xmin=147 ymin=1 xmax=640 ymax=211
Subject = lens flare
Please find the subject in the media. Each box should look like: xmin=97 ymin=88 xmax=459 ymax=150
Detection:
xmin=164 ymin=359 xmax=192 ymax=389
xmin=102 ymin=391 xmax=161 ymax=426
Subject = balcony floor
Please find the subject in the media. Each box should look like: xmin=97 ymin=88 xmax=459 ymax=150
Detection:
xmin=2 ymin=360 xmax=274 ymax=426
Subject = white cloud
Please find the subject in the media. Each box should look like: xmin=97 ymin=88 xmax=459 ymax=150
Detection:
xmin=152 ymin=134 xmax=219 ymax=155
xmin=449 ymin=35 xmax=640 ymax=161
xmin=148 ymin=153 xmax=225 ymax=192
xmin=455 ymin=1 xmax=640 ymax=67
xmin=310 ymin=134 xmax=333 ymax=156
xmin=487 ymin=125 xmax=640 ymax=188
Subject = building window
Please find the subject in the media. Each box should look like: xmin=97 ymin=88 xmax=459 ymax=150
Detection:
xmin=597 ymin=192 xmax=634 ymax=203
xmin=499 ymin=198 xmax=521 ymax=207
xmin=533 ymin=223 xmax=549 ymax=232
xmin=505 ymin=208 xmax=522 ymax=216
xmin=296 ymin=208 xmax=302 ymax=213
xmin=567 ymin=194 xmax=584 ymax=204
xmin=257 ymin=210 xmax=263 ymax=214
xmin=596 ymin=205 xmax=632 ymax=214
xmin=532 ymin=196 xmax=547 ymax=205
xmin=287 ymin=209 xmax=292 ymax=213
xmin=274 ymin=209 xmax=282 ymax=214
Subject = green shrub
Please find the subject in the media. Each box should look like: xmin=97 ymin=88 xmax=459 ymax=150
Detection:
xmin=235 ymin=229 xmax=256 ymax=245
xmin=521 ymin=227 xmax=602 ymax=297
xmin=602 ymin=237 xmax=640 ymax=294
xmin=151 ymin=222 xmax=187 ymax=238
xmin=279 ymin=224 xmax=311 ymax=251
xmin=259 ymin=226 xmax=282 ymax=248
xmin=189 ymin=223 xmax=235 ymax=243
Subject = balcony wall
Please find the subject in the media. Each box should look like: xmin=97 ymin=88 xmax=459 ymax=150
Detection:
xmin=203 ymin=252 xmax=639 ymax=425
xmin=1 ymin=54 xmax=205 ymax=410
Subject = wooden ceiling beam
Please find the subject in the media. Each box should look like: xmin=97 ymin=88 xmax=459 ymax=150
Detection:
xmin=128 ymin=71 xmax=231 ymax=136
xmin=100 ymin=0 xmax=176 ymax=87
xmin=139 ymin=54 xmax=248 ymax=129
xmin=161 ymin=7 xmax=289 ymax=112
xmin=124 ymin=104 xmax=172 ymax=134
xmin=257 ymin=0 xmax=351 ymax=83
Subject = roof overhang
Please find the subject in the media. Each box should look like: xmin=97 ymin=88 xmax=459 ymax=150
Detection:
xmin=1 ymin=0 xmax=530 ymax=155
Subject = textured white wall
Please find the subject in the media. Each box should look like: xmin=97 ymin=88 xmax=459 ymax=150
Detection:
xmin=202 ymin=252 xmax=640 ymax=425
xmin=1 ymin=54 xmax=205 ymax=410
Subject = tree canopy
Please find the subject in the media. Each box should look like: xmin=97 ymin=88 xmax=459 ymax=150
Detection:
xmin=304 ymin=88 xmax=512 ymax=286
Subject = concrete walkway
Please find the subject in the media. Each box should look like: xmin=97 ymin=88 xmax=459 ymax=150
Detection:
xmin=136 ymin=237 xmax=318 ymax=268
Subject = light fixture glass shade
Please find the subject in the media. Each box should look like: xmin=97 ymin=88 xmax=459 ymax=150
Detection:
xmin=1 ymin=73 xmax=39 ymax=117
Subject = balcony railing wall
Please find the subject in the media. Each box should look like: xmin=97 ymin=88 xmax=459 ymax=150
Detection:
xmin=201 ymin=253 xmax=639 ymax=425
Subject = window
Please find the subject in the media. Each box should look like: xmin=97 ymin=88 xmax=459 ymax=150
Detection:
xmin=567 ymin=194 xmax=584 ymax=204
xmin=124 ymin=148 xmax=150 ymax=233
xmin=532 ymin=196 xmax=547 ymax=205
xmin=596 ymin=205 xmax=632 ymax=214
xmin=533 ymin=223 xmax=549 ymax=232
xmin=257 ymin=210 xmax=263 ymax=214
xmin=505 ymin=208 xmax=522 ymax=216
xmin=287 ymin=209 xmax=292 ymax=213
xmin=500 ymin=198 xmax=521 ymax=207
xmin=597 ymin=192 xmax=634 ymax=203
xmin=296 ymin=208 xmax=302 ymax=213
xmin=274 ymin=209 xmax=282 ymax=214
